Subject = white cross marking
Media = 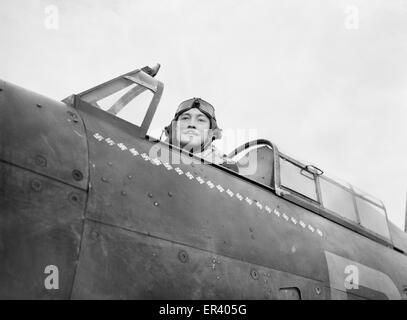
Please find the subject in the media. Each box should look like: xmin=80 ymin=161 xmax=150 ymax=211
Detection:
xmin=105 ymin=138 xmax=115 ymax=146
xmin=163 ymin=162 xmax=173 ymax=170
xmin=207 ymin=181 xmax=215 ymax=188
xmin=117 ymin=143 xmax=128 ymax=151
xmin=196 ymin=177 xmax=205 ymax=184
xmin=129 ymin=148 xmax=139 ymax=156
xmin=140 ymin=153 xmax=150 ymax=161
xmin=185 ymin=172 xmax=194 ymax=180
xmin=93 ymin=133 xmax=104 ymax=141
xmin=151 ymin=158 xmax=161 ymax=166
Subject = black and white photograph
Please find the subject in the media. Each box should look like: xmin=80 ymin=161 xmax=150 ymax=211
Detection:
xmin=0 ymin=0 xmax=407 ymax=305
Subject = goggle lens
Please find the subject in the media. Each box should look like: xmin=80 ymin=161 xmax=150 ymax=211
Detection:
xmin=175 ymin=98 xmax=215 ymax=120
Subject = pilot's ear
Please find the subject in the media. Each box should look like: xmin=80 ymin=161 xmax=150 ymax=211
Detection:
xmin=164 ymin=124 xmax=171 ymax=137
xmin=165 ymin=120 xmax=176 ymax=138
xmin=212 ymin=128 xmax=222 ymax=140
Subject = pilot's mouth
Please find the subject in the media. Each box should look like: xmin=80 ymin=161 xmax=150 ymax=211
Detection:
xmin=183 ymin=130 xmax=199 ymax=136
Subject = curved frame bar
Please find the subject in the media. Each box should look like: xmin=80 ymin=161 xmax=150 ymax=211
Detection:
xmin=227 ymin=139 xmax=281 ymax=191
xmin=74 ymin=68 xmax=164 ymax=139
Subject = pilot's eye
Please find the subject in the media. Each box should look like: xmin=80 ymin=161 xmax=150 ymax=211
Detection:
xmin=180 ymin=115 xmax=190 ymax=120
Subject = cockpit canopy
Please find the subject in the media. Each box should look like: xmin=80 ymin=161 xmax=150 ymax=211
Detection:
xmin=232 ymin=143 xmax=391 ymax=242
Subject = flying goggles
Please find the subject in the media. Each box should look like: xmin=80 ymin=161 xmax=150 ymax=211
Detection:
xmin=174 ymin=97 xmax=216 ymax=122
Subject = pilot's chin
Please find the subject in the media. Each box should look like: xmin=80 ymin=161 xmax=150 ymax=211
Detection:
xmin=179 ymin=140 xmax=202 ymax=153
xmin=180 ymin=136 xmax=200 ymax=145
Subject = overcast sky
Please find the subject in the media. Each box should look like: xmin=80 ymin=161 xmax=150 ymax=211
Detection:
xmin=1 ymin=0 xmax=406 ymax=229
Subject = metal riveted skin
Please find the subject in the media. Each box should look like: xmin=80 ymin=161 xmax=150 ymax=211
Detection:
xmin=73 ymin=220 xmax=328 ymax=299
xmin=0 ymin=79 xmax=88 ymax=299
xmin=0 ymin=80 xmax=88 ymax=190
xmin=70 ymin=96 xmax=407 ymax=300
xmin=2 ymin=77 xmax=407 ymax=299
xmin=70 ymin=98 xmax=331 ymax=299
xmin=0 ymin=162 xmax=85 ymax=299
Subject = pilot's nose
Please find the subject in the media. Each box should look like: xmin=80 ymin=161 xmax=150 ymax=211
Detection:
xmin=187 ymin=118 xmax=197 ymax=128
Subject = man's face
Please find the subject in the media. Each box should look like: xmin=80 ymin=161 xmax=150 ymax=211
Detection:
xmin=174 ymin=108 xmax=211 ymax=151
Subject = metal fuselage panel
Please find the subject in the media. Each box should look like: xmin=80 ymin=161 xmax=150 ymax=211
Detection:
xmin=1 ymin=82 xmax=406 ymax=299
xmin=0 ymin=162 xmax=85 ymax=299
xmin=0 ymin=81 xmax=88 ymax=299
xmin=71 ymin=100 xmax=407 ymax=299
xmin=0 ymin=81 xmax=89 ymax=190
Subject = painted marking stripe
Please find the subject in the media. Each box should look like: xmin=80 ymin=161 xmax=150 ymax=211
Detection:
xmin=92 ymin=132 xmax=327 ymax=239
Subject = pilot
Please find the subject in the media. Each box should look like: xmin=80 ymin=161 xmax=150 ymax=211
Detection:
xmin=164 ymin=97 xmax=238 ymax=172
